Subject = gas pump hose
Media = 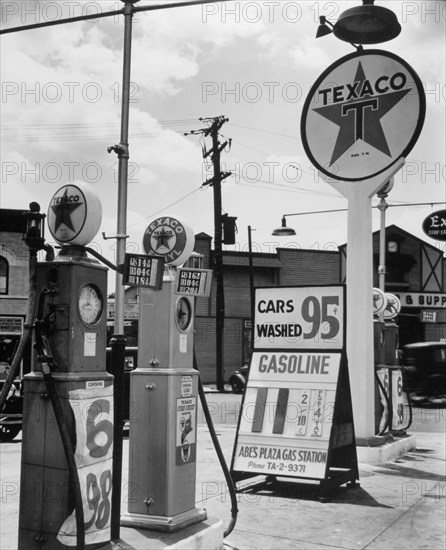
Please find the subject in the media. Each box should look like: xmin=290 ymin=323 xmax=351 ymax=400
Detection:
xmin=374 ymin=371 xmax=391 ymax=435
xmin=34 ymin=290 xmax=85 ymax=550
xmin=197 ymin=377 xmax=239 ymax=537
xmin=399 ymin=366 xmax=413 ymax=431
xmin=194 ymin=352 xmax=238 ymax=537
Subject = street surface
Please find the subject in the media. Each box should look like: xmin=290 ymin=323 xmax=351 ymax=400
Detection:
xmin=1 ymin=394 xmax=445 ymax=549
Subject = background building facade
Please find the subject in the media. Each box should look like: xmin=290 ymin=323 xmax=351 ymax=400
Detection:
xmin=0 ymin=210 xmax=31 ymax=379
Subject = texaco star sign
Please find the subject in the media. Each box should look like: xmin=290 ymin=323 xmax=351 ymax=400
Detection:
xmin=301 ymin=49 xmax=426 ymax=182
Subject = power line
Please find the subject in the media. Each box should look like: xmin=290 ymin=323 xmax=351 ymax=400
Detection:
xmin=283 ymin=201 xmax=446 ymax=218
xmin=127 ymin=186 xmax=206 ymax=227
xmin=232 ymin=176 xmax=341 ymax=198
xmin=1 ymin=119 xmax=204 ymax=142
xmin=229 ymin=122 xmax=298 ymax=140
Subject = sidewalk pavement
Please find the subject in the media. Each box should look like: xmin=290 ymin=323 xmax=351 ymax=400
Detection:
xmin=1 ymin=400 xmax=445 ymax=550
xmin=197 ymin=425 xmax=445 ymax=550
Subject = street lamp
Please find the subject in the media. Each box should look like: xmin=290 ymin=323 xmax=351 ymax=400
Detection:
xmin=316 ymin=0 xmax=401 ymax=44
xmin=271 ymin=216 xmax=296 ymax=237
xmin=272 ymin=208 xmax=350 ymax=237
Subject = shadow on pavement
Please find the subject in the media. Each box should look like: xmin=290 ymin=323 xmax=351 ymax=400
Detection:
xmin=236 ymin=479 xmax=393 ymax=508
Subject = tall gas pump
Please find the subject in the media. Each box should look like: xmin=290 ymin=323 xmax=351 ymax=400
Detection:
xmin=373 ymin=289 xmax=408 ymax=435
xmin=121 ymin=215 xmax=212 ymax=531
xmin=18 ymin=182 xmax=114 ymax=549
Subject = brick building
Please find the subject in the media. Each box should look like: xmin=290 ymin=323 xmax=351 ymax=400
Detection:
xmin=0 ymin=209 xmax=31 ymax=378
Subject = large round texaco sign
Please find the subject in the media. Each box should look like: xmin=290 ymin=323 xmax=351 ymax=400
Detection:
xmin=142 ymin=216 xmax=195 ymax=266
xmin=301 ymin=50 xmax=426 ymax=182
xmin=47 ymin=181 xmax=102 ymax=246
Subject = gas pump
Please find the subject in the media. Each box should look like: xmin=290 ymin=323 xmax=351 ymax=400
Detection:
xmin=18 ymin=182 xmax=113 ymax=549
xmin=373 ymin=290 xmax=410 ymax=436
xmin=121 ymin=216 xmax=207 ymax=531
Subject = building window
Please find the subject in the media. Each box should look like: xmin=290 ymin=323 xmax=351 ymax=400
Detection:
xmin=0 ymin=257 xmax=8 ymax=294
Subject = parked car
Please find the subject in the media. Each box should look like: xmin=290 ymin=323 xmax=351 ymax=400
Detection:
xmin=229 ymin=363 xmax=249 ymax=394
xmin=401 ymin=341 xmax=446 ymax=406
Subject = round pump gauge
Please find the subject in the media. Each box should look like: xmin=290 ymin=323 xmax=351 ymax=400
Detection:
xmin=175 ymin=297 xmax=192 ymax=332
xmin=78 ymin=284 xmax=103 ymax=326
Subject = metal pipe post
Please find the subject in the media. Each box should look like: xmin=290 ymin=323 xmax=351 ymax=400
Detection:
xmin=110 ymin=0 xmax=137 ymax=540
xmin=248 ymin=226 xmax=255 ymax=348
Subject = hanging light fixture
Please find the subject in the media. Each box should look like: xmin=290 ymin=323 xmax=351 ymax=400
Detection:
xmin=271 ymin=216 xmax=296 ymax=237
xmin=316 ymin=16 xmax=334 ymax=39
xmin=316 ymin=0 xmax=401 ymax=45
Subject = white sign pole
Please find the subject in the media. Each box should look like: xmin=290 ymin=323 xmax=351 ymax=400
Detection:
xmin=320 ymin=158 xmax=405 ymax=443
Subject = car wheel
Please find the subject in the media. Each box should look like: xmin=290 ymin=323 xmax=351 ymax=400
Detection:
xmin=427 ymin=395 xmax=446 ymax=407
xmin=409 ymin=393 xmax=428 ymax=405
xmin=231 ymin=379 xmax=245 ymax=394
xmin=0 ymin=423 xmax=21 ymax=442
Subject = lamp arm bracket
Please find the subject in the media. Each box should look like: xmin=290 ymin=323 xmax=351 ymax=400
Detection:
xmin=107 ymin=143 xmax=129 ymax=158
xmin=102 ymin=232 xmax=129 ymax=241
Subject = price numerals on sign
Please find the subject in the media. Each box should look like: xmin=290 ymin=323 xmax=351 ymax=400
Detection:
xmin=175 ymin=268 xmax=212 ymax=297
xmin=301 ymin=295 xmax=340 ymax=341
xmin=122 ymin=254 xmax=164 ymax=289
xmin=178 ymin=271 xmax=203 ymax=295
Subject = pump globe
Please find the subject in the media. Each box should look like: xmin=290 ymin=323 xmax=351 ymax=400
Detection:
xmin=47 ymin=181 xmax=103 ymax=246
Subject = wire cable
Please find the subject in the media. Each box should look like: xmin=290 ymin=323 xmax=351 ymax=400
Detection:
xmin=127 ymin=186 xmax=206 ymax=227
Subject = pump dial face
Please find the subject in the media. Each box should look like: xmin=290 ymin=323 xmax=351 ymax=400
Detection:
xmin=175 ymin=297 xmax=192 ymax=332
xmin=78 ymin=284 xmax=103 ymax=326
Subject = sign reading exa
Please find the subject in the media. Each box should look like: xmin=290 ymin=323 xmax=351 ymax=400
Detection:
xmin=301 ymin=50 xmax=426 ymax=181
xmin=422 ymin=209 xmax=446 ymax=242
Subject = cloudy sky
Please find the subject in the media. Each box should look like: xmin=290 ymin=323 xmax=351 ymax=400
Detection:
xmin=1 ymin=0 xmax=445 ymax=288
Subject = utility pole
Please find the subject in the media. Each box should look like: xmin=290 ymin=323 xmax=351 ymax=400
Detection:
xmin=185 ymin=116 xmax=231 ymax=390
xmin=248 ymin=225 xmax=255 ymax=350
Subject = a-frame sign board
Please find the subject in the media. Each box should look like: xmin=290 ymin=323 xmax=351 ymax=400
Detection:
xmin=230 ymin=285 xmax=359 ymax=500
